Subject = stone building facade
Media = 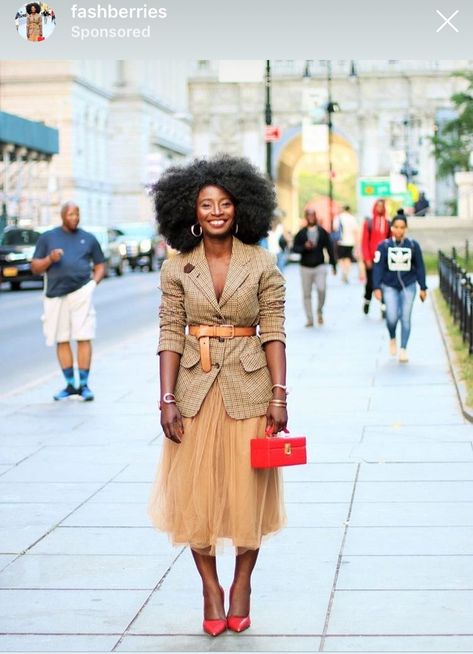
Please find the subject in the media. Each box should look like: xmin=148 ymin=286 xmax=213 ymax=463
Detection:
xmin=0 ymin=60 xmax=192 ymax=226
xmin=189 ymin=60 xmax=472 ymax=232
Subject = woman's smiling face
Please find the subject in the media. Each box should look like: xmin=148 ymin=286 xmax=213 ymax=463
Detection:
xmin=196 ymin=185 xmax=236 ymax=238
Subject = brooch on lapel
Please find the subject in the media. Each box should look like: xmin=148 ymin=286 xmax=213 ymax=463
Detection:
xmin=183 ymin=263 xmax=195 ymax=274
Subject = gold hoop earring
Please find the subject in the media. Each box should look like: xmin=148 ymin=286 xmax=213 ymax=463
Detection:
xmin=191 ymin=223 xmax=202 ymax=237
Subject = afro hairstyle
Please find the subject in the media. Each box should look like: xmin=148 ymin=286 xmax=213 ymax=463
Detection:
xmin=152 ymin=154 xmax=277 ymax=252
xmin=26 ymin=3 xmax=41 ymax=14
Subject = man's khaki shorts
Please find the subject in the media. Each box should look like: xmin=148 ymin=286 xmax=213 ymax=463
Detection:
xmin=42 ymin=280 xmax=97 ymax=346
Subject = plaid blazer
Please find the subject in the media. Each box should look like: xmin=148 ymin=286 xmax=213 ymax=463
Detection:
xmin=158 ymin=237 xmax=286 ymax=419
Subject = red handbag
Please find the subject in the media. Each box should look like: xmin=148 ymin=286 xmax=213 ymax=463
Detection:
xmin=251 ymin=427 xmax=307 ymax=469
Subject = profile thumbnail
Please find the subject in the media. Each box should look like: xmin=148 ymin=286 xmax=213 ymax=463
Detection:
xmin=15 ymin=2 xmax=56 ymax=42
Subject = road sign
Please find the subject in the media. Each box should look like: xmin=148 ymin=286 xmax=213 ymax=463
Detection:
xmin=302 ymin=122 xmax=328 ymax=153
xmin=359 ymin=178 xmax=391 ymax=197
xmin=264 ymin=125 xmax=281 ymax=142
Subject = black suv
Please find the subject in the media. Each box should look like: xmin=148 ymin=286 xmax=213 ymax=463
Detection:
xmin=0 ymin=226 xmax=43 ymax=290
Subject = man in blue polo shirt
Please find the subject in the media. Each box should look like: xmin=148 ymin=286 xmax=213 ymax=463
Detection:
xmin=32 ymin=202 xmax=106 ymax=401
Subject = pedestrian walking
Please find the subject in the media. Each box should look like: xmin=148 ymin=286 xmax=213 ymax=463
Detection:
xmin=360 ymin=198 xmax=391 ymax=316
xmin=332 ymin=205 xmax=359 ymax=283
xmin=414 ymin=191 xmax=430 ymax=217
xmin=267 ymin=216 xmax=287 ymax=272
xmin=292 ymin=208 xmax=336 ymax=327
xmin=373 ymin=213 xmax=427 ymax=362
xmin=31 ymin=202 xmax=105 ymax=401
xmin=148 ymin=155 xmax=287 ymax=637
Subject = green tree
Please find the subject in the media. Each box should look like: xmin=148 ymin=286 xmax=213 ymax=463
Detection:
xmin=432 ymin=71 xmax=473 ymax=178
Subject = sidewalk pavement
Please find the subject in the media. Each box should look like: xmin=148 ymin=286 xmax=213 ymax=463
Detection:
xmin=1 ymin=264 xmax=472 ymax=653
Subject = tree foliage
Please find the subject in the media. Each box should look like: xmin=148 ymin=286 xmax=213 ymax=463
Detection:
xmin=432 ymin=71 xmax=473 ymax=178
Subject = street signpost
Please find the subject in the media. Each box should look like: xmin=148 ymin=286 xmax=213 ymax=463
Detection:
xmin=359 ymin=177 xmax=391 ymax=197
xmin=358 ymin=176 xmax=414 ymax=216
xmin=302 ymin=121 xmax=328 ymax=153
xmin=264 ymin=125 xmax=281 ymax=142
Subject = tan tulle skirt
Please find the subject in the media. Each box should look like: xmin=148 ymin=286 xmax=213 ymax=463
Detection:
xmin=148 ymin=382 xmax=286 ymax=555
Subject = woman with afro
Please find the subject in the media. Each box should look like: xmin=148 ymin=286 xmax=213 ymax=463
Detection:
xmin=26 ymin=3 xmax=43 ymax=41
xmin=149 ymin=155 xmax=287 ymax=636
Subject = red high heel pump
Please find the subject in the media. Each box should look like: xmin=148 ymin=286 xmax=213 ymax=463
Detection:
xmin=227 ymin=585 xmax=251 ymax=633
xmin=202 ymin=585 xmax=227 ymax=637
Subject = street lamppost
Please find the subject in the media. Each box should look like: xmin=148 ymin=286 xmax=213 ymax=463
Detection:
xmin=400 ymin=118 xmax=419 ymax=184
xmin=303 ymin=60 xmax=339 ymax=227
xmin=326 ymin=60 xmax=334 ymax=227
xmin=265 ymin=59 xmax=273 ymax=180
xmin=399 ymin=72 xmax=418 ymax=185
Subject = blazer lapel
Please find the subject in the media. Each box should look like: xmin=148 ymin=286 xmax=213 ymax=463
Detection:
xmin=185 ymin=241 xmax=222 ymax=315
xmin=219 ymin=237 xmax=251 ymax=308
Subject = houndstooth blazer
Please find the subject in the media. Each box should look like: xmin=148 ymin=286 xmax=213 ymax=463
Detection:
xmin=158 ymin=237 xmax=286 ymax=419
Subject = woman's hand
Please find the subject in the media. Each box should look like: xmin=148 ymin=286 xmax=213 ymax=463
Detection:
xmin=373 ymin=289 xmax=382 ymax=302
xmin=266 ymin=405 xmax=288 ymax=436
xmin=419 ymin=290 xmax=427 ymax=303
xmin=160 ymin=404 xmax=184 ymax=444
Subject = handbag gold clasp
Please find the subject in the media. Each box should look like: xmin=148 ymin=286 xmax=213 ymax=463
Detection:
xmin=284 ymin=443 xmax=292 ymax=455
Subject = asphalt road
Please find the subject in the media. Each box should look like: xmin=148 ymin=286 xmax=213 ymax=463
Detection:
xmin=0 ymin=271 xmax=161 ymax=393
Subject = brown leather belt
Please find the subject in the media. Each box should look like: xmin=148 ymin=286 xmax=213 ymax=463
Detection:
xmin=188 ymin=324 xmax=257 ymax=373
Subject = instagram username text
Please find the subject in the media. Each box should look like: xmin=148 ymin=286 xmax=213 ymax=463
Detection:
xmin=71 ymin=3 xmax=167 ymax=39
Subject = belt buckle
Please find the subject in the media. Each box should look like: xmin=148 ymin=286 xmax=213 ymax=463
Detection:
xmin=221 ymin=324 xmax=235 ymax=338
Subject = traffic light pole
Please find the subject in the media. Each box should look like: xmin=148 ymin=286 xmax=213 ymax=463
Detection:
xmin=327 ymin=60 xmax=334 ymax=227
xmin=265 ymin=60 xmax=273 ymax=181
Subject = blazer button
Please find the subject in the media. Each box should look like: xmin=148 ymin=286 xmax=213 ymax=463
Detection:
xmin=214 ymin=363 xmax=220 ymax=369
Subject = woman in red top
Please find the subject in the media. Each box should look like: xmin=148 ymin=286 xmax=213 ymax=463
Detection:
xmin=361 ymin=199 xmax=391 ymax=315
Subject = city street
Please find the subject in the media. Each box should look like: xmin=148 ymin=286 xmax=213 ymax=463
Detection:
xmin=0 ymin=271 xmax=160 ymax=391
xmin=1 ymin=263 xmax=472 ymax=652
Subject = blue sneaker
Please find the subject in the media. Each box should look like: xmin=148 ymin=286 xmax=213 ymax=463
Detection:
xmin=79 ymin=385 xmax=94 ymax=402
xmin=53 ymin=384 xmax=78 ymax=401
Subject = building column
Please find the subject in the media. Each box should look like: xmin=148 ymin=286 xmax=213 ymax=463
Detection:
xmin=27 ymin=150 xmax=39 ymax=224
xmin=455 ymin=171 xmax=473 ymax=219
xmin=2 ymin=144 xmax=15 ymax=221
xmin=14 ymin=147 xmax=28 ymax=222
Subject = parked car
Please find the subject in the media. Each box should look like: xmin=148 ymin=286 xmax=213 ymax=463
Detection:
xmin=86 ymin=226 xmax=124 ymax=277
xmin=0 ymin=226 xmax=43 ymax=290
xmin=113 ymin=223 xmax=166 ymax=271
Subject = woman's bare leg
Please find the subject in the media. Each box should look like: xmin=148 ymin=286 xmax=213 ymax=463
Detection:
xmin=191 ymin=549 xmax=225 ymax=620
xmin=341 ymin=257 xmax=351 ymax=282
xmin=228 ymin=548 xmax=259 ymax=616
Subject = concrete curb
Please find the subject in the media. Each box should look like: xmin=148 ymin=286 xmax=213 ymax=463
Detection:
xmin=431 ymin=289 xmax=473 ymax=424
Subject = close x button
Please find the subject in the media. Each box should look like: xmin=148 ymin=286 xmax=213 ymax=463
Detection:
xmin=436 ymin=9 xmax=460 ymax=32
